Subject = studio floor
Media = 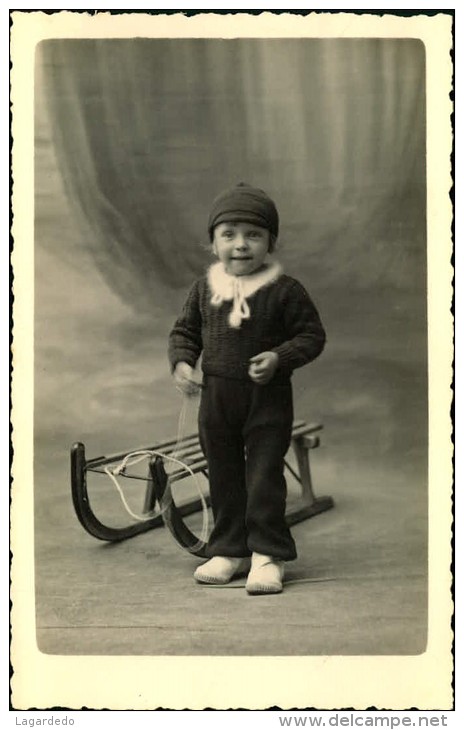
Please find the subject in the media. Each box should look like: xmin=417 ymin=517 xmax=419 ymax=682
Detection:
xmin=34 ymin=420 xmax=428 ymax=657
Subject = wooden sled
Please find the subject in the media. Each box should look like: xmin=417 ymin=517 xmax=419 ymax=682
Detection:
xmin=70 ymin=419 xmax=334 ymax=557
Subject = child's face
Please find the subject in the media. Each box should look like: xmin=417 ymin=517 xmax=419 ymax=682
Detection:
xmin=212 ymin=221 xmax=271 ymax=276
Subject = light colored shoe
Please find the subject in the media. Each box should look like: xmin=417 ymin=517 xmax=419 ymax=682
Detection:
xmin=246 ymin=553 xmax=285 ymax=595
xmin=194 ymin=556 xmax=250 ymax=585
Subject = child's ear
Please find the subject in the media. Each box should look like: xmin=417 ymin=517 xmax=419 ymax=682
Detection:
xmin=212 ymin=241 xmax=218 ymax=257
xmin=268 ymin=234 xmax=277 ymax=253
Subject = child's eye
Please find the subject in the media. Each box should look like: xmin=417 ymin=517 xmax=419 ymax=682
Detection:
xmin=222 ymin=230 xmax=235 ymax=239
xmin=248 ymin=231 xmax=262 ymax=239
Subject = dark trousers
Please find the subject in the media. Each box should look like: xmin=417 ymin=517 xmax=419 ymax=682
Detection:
xmin=198 ymin=375 xmax=297 ymax=561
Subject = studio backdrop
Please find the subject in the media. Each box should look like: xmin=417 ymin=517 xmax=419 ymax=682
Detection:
xmin=39 ymin=38 xmax=426 ymax=311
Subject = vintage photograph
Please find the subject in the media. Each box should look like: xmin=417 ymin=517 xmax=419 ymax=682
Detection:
xmin=11 ymin=10 xmax=453 ymax=710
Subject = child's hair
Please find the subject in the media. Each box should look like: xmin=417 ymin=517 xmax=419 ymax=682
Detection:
xmin=207 ymin=182 xmax=279 ymax=241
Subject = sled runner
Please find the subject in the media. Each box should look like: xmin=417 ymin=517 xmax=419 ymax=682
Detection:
xmin=70 ymin=420 xmax=334 ymax=557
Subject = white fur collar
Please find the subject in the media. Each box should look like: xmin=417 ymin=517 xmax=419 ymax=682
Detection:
xmin=207 ymin=260 xmax=283 ymax=328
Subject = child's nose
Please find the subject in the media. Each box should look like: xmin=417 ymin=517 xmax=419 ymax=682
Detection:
xmin=235 ymin=235 xmax=249 ymax=249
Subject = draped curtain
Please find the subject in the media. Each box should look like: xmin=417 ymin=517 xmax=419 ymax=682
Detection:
xmin=38 ymin=38 xmax=426 ymax=311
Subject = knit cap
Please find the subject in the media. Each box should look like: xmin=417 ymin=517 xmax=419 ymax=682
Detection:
xmin=208 ymin=182 xmax=279 ymax=240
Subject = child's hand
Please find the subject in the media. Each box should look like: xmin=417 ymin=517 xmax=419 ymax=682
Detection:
xmin=173 ymin=362 xmax=202 ymax=397
xmin=248 ymin=351 xmax=279 ymax=385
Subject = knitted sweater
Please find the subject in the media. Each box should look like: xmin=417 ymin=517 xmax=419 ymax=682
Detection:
xmin=168 ymin=262 xmax=326 ymax=382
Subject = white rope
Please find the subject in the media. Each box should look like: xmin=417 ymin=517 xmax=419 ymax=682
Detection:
xmin=160 ymin=394 xmax=210 ymax=552
xmin=104 ymin=463 xmax=156 ymax=523
xmin=104 ymin=394 xmax=210 ymax=551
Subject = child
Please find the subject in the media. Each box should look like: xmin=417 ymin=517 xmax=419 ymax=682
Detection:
xmin=168 ymin=183 xmax=326 ymax=594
